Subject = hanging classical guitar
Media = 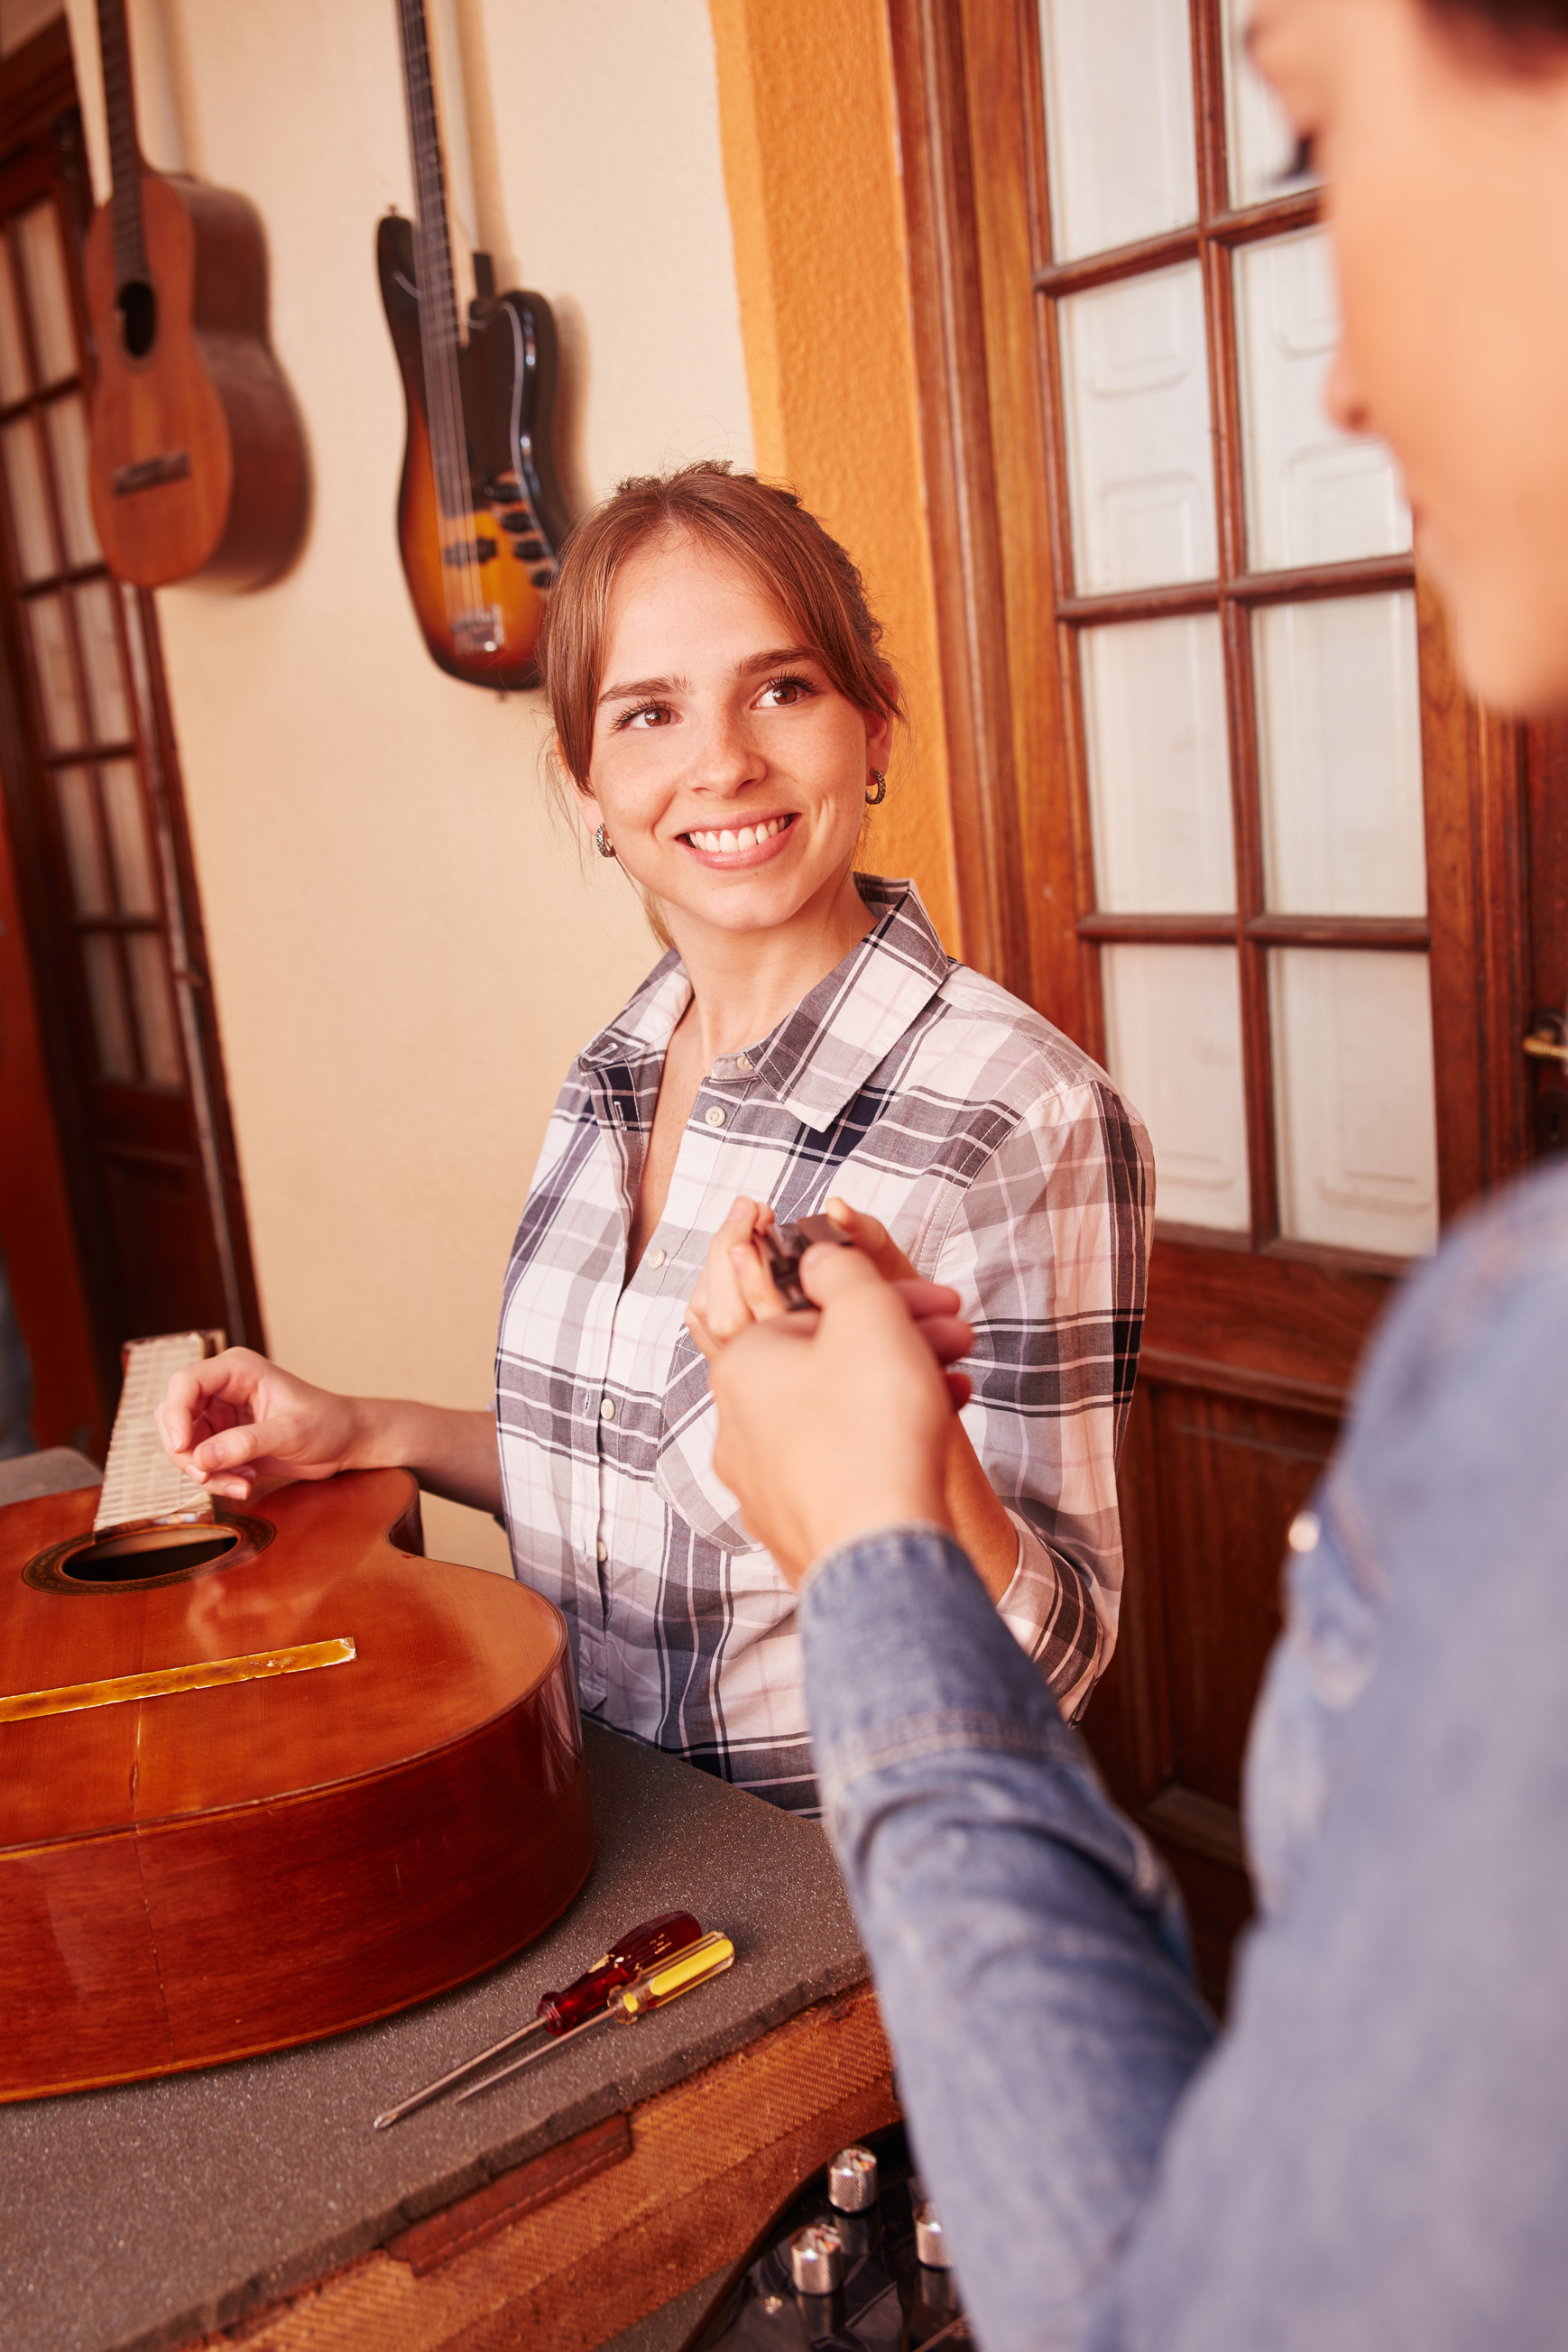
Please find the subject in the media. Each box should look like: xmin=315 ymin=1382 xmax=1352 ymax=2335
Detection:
xmin=0 ymin=1333 xmax=594 ymax=2103
xmin=379 ymin=0 xmax=569 ymax=691
xmin=83 ymin=0 xmax=307 ymax=590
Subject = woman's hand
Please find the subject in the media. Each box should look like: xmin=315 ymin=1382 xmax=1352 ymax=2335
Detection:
xmin=155 ymin=1349 xmax=366 ymax=1502
xmin=685 ymin=1197 xmax=973 ymax=1411
xmin=684 ymin=1196 xmax=787 ymax=1355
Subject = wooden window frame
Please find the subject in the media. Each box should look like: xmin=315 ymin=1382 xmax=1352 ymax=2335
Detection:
xmin=890 ymin=0 xmax=1533 ymax=1247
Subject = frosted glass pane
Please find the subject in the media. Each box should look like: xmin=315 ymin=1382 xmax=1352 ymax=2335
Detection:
xmin=0 ymin=243 xmax=29 ymax=403
xmin=1237 ymin=230 xmax=1410 ymax=569
xmin=127 ymin=932 xmax=183 ymax=1087
xmin=101 ymin=761 xmax=158 ymax=917
xmin=81 ymin=932 xmax=135 ymax=1081
xmin=54 ymin=766 xmax=109 ymax=916
xmin=27 ymin=592 xmax=83 ymax=749
xmin=74 ymin=580 xmax=131 ymax=742
xmin=1102 ymin=944 xmax=1250 ymax=1231
xmin=1271 ymin=948 xmax=1437 ymax=1257
xmin=45 ymin=396 xmax=98 ymax=567
xmin=1039 ymin=0 xmax=1197 ymax=262
xmin=1256 ymin=595 xmax=1425 ymax=917
xmin=1083 ymin=614 xmax=1235 ymax=913
xmin=1061 ymin=263 xmax=1217 ymax=593
xmin=1220 ymin=0 xmax=1317 ymax=208
xmin=16 ymin=203 xmax=75 ymax=386
xmin=3 ymin=417 xmax=56 ymax=580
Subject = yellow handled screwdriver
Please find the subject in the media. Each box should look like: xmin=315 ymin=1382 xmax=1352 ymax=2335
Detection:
xmin=455 ymin=1931 xmax=736 ymax=2102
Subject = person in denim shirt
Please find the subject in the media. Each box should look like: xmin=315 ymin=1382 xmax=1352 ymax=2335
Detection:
xmin=698 ymin=5 xmax=1568 ymax=2343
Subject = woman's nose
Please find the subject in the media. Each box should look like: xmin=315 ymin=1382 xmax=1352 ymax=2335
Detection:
xmin=693 ymin=708 xmax=762 ymax=791
xmin=1324 ymin=338 xmax=1372 ymax=438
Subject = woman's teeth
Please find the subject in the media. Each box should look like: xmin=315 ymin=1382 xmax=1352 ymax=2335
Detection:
xmin=687 ymin=816 xmax=789 ymax=854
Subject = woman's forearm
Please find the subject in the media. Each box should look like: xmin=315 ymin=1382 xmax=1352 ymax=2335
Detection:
xmin=347 ymin=1398 xmax=503 ymax=1517
xmin=945 ymin=1420 xmax=1021 ymax=1601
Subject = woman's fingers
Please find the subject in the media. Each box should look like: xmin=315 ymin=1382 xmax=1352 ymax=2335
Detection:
xmin=825 ymin=1196 xmax=918 ymax=1285
xmin=686 ymin=1198 xmax=786 ymax=1351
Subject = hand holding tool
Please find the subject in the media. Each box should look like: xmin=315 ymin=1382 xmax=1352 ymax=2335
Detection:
xmin=372 ymin=1910 xmax=702 ymax=2129
xmin=455 ymin=1930 xmax=736 ymax=2102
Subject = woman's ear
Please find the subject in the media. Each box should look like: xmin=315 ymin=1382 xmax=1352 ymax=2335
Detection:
xmin=864 ymin=705 xmax=896 ymax=777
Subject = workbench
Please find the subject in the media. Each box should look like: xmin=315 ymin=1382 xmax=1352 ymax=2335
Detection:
xmin=0 ymin=1456 xmax=898 ymax=2352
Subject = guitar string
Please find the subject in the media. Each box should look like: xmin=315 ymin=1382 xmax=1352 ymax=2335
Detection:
xmin=399 ymin=0 xmax=486 ymax=647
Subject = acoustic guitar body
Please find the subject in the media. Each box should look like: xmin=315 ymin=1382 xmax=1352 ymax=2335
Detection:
xmin=85 ymin=171 xmax=307 ymax=592
xmin=0 ymin=1469 xmax=594 ymax=2102
xmin=378 ymin=214 xmax=567 ymax=692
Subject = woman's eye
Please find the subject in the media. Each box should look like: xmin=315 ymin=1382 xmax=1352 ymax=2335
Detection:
xmin=618 ymin=702 xmax=672 ymax=731
xmin=759 ymin=674 xmax=813 ymax=708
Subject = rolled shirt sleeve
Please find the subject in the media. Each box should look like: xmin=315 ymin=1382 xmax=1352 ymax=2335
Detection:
xmin=932 ymin=1076 xmax=1151 ymax=1711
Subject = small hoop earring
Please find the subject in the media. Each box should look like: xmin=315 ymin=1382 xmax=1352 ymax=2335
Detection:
xmin=595 ymin=825 xmax=616 ymax=860
xmin=866 ymin=770 xmax=887 ymax=807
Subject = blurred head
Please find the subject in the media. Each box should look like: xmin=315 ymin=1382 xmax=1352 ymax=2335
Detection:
xmin=1250 ymin=0 xmax=1568 ymax=712
xmin=539 ymin=465 xmax=901 ymax=952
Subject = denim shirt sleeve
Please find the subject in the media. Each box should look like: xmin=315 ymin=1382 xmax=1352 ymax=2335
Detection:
xmin=798 ymin=1528 xmax=1214 ymax=2352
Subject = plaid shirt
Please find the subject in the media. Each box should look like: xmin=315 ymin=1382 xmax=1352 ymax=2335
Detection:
xmin=496 ymin=878 xmax=1150 ymax=1812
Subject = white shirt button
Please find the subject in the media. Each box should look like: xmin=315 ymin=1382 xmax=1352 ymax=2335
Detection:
xmin=599 ymin=1397 xmax=616 ymax=1422
xmin=705 ymin=1104 xmax=726 ymax=1128
xmin=1287 ymin=1510 xmax=1320 ymax=1554
xmin=595 ymin=1540 xmax=607 ymax=1563
xmin=647 ymin=1247 xmax=666 ymax=1269
xmin=736 ymin=1055 xmax=754 ymax=1075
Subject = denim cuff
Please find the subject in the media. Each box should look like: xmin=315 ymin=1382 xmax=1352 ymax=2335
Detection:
xmin=798 ymin=1525 xmax=1077 ymax=1807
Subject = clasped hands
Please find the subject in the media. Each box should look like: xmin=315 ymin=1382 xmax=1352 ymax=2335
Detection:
xmin=687 ymin=1196 xmax=973 ymax=1585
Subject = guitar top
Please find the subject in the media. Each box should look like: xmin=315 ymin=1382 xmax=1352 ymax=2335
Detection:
xmin=0 ymin=1363 xmax=593 ymax=2100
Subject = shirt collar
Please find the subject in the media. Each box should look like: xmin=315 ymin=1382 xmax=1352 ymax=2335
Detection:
xmin=576 ymin=878 xmax=952 ymax=1134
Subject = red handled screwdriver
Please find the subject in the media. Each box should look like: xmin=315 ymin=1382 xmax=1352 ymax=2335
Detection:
xmin=373 ymin=1910 xmax=702 ymax=2129
xmin=455 ymin=1930 xmax=735 ymax=2102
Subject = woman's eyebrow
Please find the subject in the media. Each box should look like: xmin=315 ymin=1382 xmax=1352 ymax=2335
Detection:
xmin=598 ymin=672 xmax=684 ymax=706
xmin=733 ymin=644 xmax=818 ymax=678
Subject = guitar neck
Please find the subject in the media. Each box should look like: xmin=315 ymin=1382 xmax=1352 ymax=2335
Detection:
xmin=96 ymin=0 xmax=148 ymax=290
xmin=395 ymin=0 xmax=472 ymax=521
xmin=95 ymin=1330 xmax=226 ymax=1539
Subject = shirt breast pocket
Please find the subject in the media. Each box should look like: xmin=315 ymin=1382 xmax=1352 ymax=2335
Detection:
xmin=653 ymin=1325 xmax=765 ymax=1556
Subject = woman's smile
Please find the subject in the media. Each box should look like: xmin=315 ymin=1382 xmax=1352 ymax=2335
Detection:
xmin=678 ymin=811 xmax=798 ymax=869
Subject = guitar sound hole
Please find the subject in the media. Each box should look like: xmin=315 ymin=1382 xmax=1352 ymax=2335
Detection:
xmin=61 ymin=1526 xmax=240 ymax=1583
xmin=117 ymin=279 xmax=157 ymax=359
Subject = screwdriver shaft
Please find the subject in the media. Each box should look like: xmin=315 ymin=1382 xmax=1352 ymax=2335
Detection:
xmin=454 ymin=2003 xmax=609 ymax=2100
xmin=374 ymin=2015 xmax=548 ymax=2130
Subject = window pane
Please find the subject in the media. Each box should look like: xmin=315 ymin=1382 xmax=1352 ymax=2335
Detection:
xmin=1236 ymin=229 xmax=1410 ymax=569
xmin=1271 ymin=948 xmax=1438 ymax=1256
xmin=1256 ymin=594 xmax=1425 ymax=917
xmin=27 ymin=592 xmax=84 ymax=748
xmin=1083 ymin=613 xmax=1235 ymax=913
xmin=3 ymin=416 xmax=57 ymax=580
xmin=54 ymin=765 xmax=109 ymax=916
xmin=0 ymin=240 xmax=30 ymax=402
xmin=1039 ymin=0 xmax=1197 ymax=262
xmin=1220 ymin=0 xmax=1317 ymax=208
xmin=44 ymin=395 xmax=98 ymax=567
xmin=74 ymin=579 xmax=132 ymax=742
xmin=126 ymin=931 xmax=183 ymax=1087
xmin=1060 ymin=262 xmax=1217 ymax=593
xmin=81 ymin=930 xmax=136 ymax=1081
xmin=101 ymin=760 xmax=159 ymax=917
xmin=16 ymin=203 xmax=76 ymax=385
xmin=1102 ymin=943 xmax=1250 ymax=1231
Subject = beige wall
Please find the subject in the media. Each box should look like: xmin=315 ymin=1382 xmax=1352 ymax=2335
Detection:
xmin=61 ymin=0 xmax=756 ymax=1570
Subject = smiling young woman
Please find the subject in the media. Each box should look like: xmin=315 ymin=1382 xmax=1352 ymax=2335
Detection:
xmin=158 ymin=462 xmax=1152 ymax=1814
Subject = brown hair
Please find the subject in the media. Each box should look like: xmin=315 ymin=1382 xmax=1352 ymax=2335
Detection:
xmin=1426 ymin=0 xmax=1568 ymax=42
xmin=538 ymin=462 xmax=904 ymax=795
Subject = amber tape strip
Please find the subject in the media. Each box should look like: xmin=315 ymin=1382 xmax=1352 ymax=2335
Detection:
xmin=0 ymin=1636 xmax=355 ymax=1723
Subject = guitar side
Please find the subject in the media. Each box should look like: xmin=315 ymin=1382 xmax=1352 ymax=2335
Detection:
xmin=0 ymin=1468 xmax=594 ymax=2101
xmin=377 ymin=214 xmax=567 ymax=693
xmin=85 ymin=173 xmax=307 ymax=592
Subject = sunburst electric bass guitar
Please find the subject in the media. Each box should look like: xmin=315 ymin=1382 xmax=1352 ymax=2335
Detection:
xmin=379 ymin=0 xmax=569 ymax=691
xmin=0 ymin=1332 xmax=593 ymax=2102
